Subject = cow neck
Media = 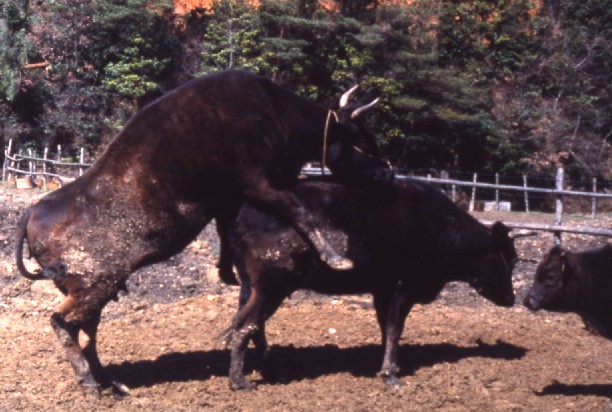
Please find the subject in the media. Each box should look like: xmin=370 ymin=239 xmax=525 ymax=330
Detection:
xmin=321 ymin=109 xmax=339 ymax=174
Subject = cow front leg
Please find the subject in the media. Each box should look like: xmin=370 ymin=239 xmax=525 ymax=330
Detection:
xmin=215 ymin=215 xmax=240 ymax=285
xmin=373 ymin=291 xmax=413 ymax=387
xmin=243 ymin=179 xmax=352 ymax=270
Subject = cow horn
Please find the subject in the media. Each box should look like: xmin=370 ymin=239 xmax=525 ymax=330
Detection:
xmin=351 ymin=98 xmax=380 ymax=119
xmin=339 ymin=85 xmax=359 ymax=108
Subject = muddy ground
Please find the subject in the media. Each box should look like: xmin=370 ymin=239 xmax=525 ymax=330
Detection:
xmin=0 ymin=183 xmax=611 ymax=411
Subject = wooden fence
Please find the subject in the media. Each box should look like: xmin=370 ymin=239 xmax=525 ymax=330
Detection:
xmin=302 ymin=166 xmax=612 ymax=243
xmin=3 ymin=143 xmax=612 ymax=242
xmin=2 ymin=140 xmax=91 ymax=188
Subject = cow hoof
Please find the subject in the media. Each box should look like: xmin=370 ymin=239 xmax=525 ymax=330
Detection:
xmin=326 ymin=255 xmax=354 ymax=271
xmin=382 ymin=374 xmax=401 ymax=388
xmin=230 ymin=378 xmax=257 ymax=391
xmin=219 ymin=271 xmax=240 ymax=286
xmin=110 ymin=380 xmax=131 ymax=396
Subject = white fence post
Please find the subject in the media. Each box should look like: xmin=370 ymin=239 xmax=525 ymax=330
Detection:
xmin=591 ymin=177 xmax=597 ymax=218
xmin=554 ymin=167 xmax=564 ymax=245
xmin=495 ymin=173 xmax=500 ymax=210
xmin=42 ymin=147 xmax=49 ymax=190
xmin=28 ymin=149 xmax=34 ymax=173
xmin=523 ymin=174 xmax=529 ymax=213
xmin=79 ymin=147 xmax=85 ymax=176
xmin=2 ymin=138 xmax=12 ymax=182
xmin=469 ymin=173 xmax=477 ymax=212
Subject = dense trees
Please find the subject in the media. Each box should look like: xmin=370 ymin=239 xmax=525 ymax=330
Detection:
xmin=0 ymin=0 xmax=610 ymax=182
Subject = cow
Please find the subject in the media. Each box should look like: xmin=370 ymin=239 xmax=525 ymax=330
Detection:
xmin=226 ymin=178 xmax=518 ymax=390
xmin=14 ymin=70 xmax=393 ymax=392
xmin=524 ymin=244 xmax=612 ymax=339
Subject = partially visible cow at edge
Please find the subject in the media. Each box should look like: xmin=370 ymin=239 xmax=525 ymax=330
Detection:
xmin=227 ymin=178 xmax=517 ymax=390
xmin=14 ymin=70 xmax=393 ymax=392
xmin=524 ymin=244 xmax=612 ymax=339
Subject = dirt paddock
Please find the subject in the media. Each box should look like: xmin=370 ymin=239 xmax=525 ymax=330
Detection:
xmin=1 ymin=183 xmax=611 ymax=411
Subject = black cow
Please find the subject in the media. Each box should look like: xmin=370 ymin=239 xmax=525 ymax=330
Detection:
xmin=524 ymin=244 xmax=612 ymax=339
xmin=14 ymin=70 xmax=393 ymax=391
xmin=227 ymin=178 xmax=517 ymax=390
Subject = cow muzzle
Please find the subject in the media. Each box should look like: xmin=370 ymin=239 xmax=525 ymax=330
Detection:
xmin=523 ymin=292 xmax=543 ymax=311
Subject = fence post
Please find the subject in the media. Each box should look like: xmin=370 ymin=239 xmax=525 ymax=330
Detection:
xmin=469 ymin=173 xmax=477 ymax=212
xmin=495 ymin=173 xmax=500 ymax=210
xmin=554 ymin=167 xmax=564 ymax=245
xmin=79 ymin=147 xmax=85 ymax=176
xmin=28 ymin=148 xmax=34 ymax=173
xmin=42 ymin=147 xmax=49 ymax=190
xmin=2 ymin=138 xmax=12 ymax=182
xmin=591 ymin=177 xmax=597 ymax=219
xmin=440 ymin=170 xmax=449 ymax=197
xmin=523 ymin=174 xmax=529 ymax=213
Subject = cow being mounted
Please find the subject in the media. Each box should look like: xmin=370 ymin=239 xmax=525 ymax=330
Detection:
xmin=14 ymin=70 xmax=393 ymax=391
xmin=226 ymin=178 xmax=517 ymax=389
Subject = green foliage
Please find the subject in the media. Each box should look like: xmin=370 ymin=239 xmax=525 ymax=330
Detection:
xmin=200 ymin=0 xmax=267 ymax=74
xmin=0 ymin=0 xmax=28 ymax=101
xmin=103 ymin=36 xmax=170 ymax=98
xmin=0 ymin=0 xmax=609 ymax=181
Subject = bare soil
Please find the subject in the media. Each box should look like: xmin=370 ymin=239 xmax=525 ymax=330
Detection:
xmin=1 ymin=183 xmax=611 ymax=411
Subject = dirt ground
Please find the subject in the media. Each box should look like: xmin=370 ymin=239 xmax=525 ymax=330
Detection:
xmin=1 ymin=183 xmax=611 ymax=411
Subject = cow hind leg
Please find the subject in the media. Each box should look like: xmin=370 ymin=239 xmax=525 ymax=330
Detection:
xmin=50 ymin=282 xmax=126 ymax=394
xmin=229 ymin=288 xmax=262 ymax=390
xmin=229 ymin=285 xmax=286 ymax=390
xmin=50 ymin=312 xmax=102 ymax=389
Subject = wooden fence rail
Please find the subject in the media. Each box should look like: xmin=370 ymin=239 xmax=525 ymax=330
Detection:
xmin=3 ymin=139 xmax=92 ymax=186
xmin=4 ymin=146 xmax=612 ymax=242
xmin=302 ymin=167 xmax=612 ymax=242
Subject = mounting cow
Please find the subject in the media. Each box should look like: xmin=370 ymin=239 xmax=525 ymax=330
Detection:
xmin=15 ymin=70 xmax=393 ymax=391
xmin=226 ymin=178 xmax=517 ymax=390
xmin=524 ymin=244 xmax=612 ymax=339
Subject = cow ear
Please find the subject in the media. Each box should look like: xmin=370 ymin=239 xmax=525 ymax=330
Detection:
xmin=491 ymin=221 xmax=510 ymax=246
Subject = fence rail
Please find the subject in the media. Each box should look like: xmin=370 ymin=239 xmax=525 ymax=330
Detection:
xmin=3 ymin=140 xmax=92 ymax=185
xmin=303 ymin=167 xmax=612 ymax=242
xmin=4 ymin=145 xmax=612 ymax=242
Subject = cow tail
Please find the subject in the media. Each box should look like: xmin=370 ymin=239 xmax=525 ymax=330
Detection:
xmin=15 ymin=208 xmax=45 ymax=281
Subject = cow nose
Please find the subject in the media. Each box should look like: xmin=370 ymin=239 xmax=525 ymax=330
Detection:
xmin=523 ymin=294 xmax=538 ymax=310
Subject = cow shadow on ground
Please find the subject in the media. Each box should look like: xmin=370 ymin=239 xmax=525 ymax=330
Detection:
xmin=535 ymin=380 xmax=612 ymax=399
xmin=104 ymin=339 xmax=526 ymax=389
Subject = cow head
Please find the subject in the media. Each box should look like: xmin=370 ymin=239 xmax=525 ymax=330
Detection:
xmin=324 ymin=86 xmax=394 ymax=188
xmin=524 ymin=246 xmax=578 ymax=312
xmin=465 ymin=222 xmax=517 ymax=307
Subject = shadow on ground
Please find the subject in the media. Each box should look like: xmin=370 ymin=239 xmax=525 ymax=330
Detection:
xmin=104 ymin=339 xmax=526 ymax=389
xmin=536 ymin=380 xmax=612 ymax=399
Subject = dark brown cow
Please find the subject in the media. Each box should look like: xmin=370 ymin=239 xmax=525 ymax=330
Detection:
xmin=14 ymin=70 xmax=393 ymax=391
xmin=524 ymin=244 xmax=612 ymax=339
xmin=227 ymin=178 xmax=517 ymax=390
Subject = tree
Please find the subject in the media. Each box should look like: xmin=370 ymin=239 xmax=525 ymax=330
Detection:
xmin=520 ymin=0 xmax=611 ymax=180
xmin=0 ymin=0 xmax=29 ymax=102
xmin=199 ymin=0 xmax=266 ymax=74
